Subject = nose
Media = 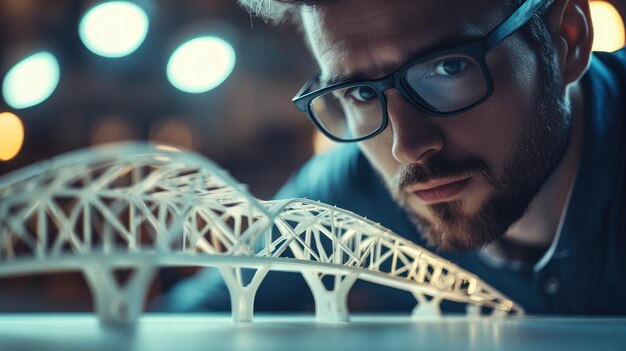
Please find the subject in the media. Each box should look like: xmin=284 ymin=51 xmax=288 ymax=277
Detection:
xmin=385 ymin=90 xmax=445 ymax=165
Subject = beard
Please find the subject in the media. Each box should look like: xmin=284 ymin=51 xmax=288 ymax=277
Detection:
xmin=390 ymin=71 xmax=571 ymax=252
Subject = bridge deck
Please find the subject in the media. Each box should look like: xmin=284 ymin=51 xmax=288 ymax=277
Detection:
xmin=0 ymin=253 xmax=490 ymax=307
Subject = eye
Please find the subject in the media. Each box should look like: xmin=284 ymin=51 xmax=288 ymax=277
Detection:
xmin=346 ymin=86 xmax=377 ymax=102
xmin=432 ymin=58 xmax=469 ymax=77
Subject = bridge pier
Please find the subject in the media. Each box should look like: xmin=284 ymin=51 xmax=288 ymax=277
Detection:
xmin=466 ymin=304 xmax=482 ymax=317
xmin=410 ymin=292 xmax=442 ymax=319
xmin=301 ymin=272 xmax=358 ymax=322
xmin=491 ymin=308 xmax=509 ymax=318
xmin=82 ymin=263 xmax=156 ymax=325
xmin=219 ymin=265 xmax=270 ymax=322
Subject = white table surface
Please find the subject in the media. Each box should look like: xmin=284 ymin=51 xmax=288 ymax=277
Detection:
xmin=0 ymin=314 xmax=624 ymax=351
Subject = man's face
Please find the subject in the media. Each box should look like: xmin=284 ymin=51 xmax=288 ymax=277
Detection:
xmin=301 ymin=0 xmax=570 ymax=251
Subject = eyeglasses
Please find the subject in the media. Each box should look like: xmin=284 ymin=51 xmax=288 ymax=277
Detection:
xmin=292 ymin=0 xmax=551 ymax=142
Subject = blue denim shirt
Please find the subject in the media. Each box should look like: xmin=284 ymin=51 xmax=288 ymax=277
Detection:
xmin=159 ymin=49 xmax=626 ymax=315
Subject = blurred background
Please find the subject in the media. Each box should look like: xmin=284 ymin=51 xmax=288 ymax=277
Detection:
xmin=0 ymin=0 xmax=624 ymax=313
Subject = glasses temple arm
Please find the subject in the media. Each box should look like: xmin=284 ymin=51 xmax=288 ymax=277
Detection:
xmin=484 ymin=0 xmax=553 ymax=51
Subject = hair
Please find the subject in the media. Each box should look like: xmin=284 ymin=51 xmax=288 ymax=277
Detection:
xmin=237 ymin=0 xmax=326 ymax=25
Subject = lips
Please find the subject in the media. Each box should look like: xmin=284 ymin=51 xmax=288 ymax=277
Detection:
xmin=407 ymin=177 xmax=471 ymax=204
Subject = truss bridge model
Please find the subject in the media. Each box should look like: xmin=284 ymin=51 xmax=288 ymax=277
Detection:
xmin=0 ymin=143 xmax=524 ymax=325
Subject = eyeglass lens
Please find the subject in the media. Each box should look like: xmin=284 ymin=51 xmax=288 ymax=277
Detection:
xmin=309 ymin=54 xmax=488 ymax=141
xmin=403 ymin=54 xmax=488 ymax=112
xmin=310 ymin=85 xmax=384 ymax=141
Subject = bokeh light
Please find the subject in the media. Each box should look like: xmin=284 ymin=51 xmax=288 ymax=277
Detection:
xmin=79 ymin=1 xmax=149 ymax=58
xmin=166 ymin=36 xmax=236 ymax=93
xmin=2 ymin=52 xmax=60 ymax=109
xmin=91 ymin=116 xmax=137 ymax=145
xmin=590 ymin=1 xmax=625 ymax=52
xmin=149 ymin=118 xmax=196 ymax=150
xmin=0 ymin=112 xmax=25 ymax=161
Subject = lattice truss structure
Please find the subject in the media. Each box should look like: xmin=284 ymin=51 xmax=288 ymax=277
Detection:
xmin=0 ymin=144 xmax=524 ymax=324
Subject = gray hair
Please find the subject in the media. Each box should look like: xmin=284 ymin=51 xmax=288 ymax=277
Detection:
xmin=238 ymin=0 xmax=335 ymax=24
xmin=238 ymin=0 xmax=292 ymax=23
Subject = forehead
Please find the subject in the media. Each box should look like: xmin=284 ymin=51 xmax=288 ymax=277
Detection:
xmin=300 ymin=0 xmax=506 ymax=81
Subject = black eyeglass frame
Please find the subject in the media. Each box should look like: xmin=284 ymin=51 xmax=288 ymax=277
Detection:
xmin=292 ymin=0 xmax=551 ymax=142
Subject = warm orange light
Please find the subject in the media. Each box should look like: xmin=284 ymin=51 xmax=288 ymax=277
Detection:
xmin=313 ymin=130 xmax=338 ymax=155
xmin=0 ymin=112 xmax=25 ymax=161
xmin=91 ymin=115 xmax=137 ymax=145
xmin=149 ymin=118 xmax=196 ymax=150
xmin=590 ymin=1 xmax=625 ymax=52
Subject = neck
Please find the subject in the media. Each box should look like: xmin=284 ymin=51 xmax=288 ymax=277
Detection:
xmin=482 ymin=82 xmax=585 ymax=264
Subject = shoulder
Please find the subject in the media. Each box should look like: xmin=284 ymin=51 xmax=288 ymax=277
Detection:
xmin=592 ymin=47 xmax=626 ymax=73
xmin=273 ymin=143 xmax=373 ymax=204
xmin=586 ymin=48 xmax=626 ymax=91
xmin=581 ymin=49 xmax=626 ymax=134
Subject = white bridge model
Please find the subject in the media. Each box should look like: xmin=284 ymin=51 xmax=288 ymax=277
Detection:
xmin=0 ymin=143 xmax=523 ymax=324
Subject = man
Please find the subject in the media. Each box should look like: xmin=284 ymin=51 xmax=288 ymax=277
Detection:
xmin=161 ymin=0 xmax=625 ymax=314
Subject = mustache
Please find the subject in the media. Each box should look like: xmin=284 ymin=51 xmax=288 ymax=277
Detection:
xmin=394 ymin=156 xmax=495 ymax=191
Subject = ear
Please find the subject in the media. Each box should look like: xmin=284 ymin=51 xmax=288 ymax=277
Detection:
xmin=550 ymin=0 xmax=594 ymax=86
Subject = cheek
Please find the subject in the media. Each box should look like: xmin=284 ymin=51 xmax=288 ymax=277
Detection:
xmin=451 ymin=36 xmax=541 ymax=175
xmin=488 ymin=35 xmax=540 ymax=111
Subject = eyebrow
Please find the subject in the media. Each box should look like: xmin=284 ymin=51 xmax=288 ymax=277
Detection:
xmin=318 ymin=34 xmax=479 ymax=87
xmin=320 ymin=72 xmax=368 ymax=87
